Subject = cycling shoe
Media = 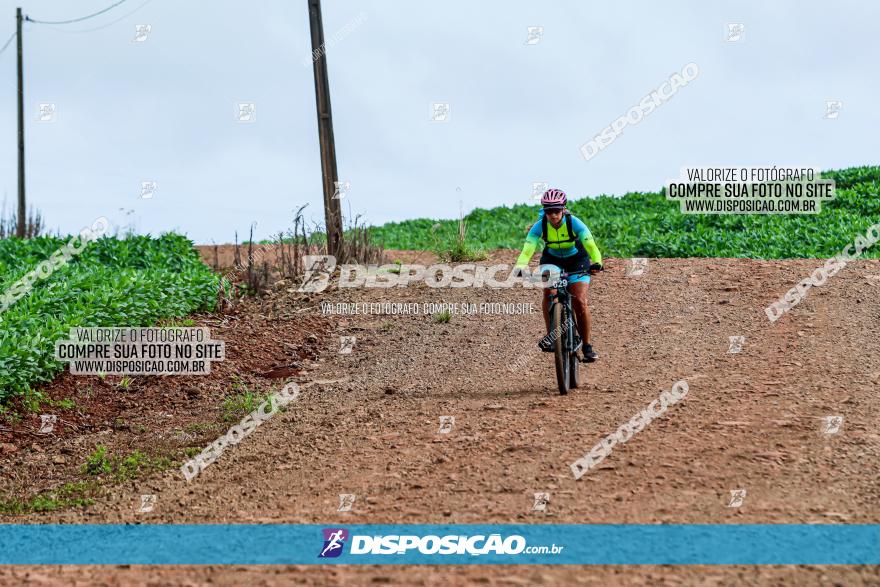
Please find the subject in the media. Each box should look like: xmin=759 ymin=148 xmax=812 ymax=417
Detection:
xmin=582 ymin=344 xmax=598 ymax=363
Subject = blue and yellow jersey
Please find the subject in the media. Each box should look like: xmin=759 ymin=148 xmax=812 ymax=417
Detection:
xmin=515 ymin=212 xmax=602 ymax=268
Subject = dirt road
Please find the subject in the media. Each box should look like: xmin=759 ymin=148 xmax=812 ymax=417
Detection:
xmin=3 ymin=253 xmax=880 ymax=585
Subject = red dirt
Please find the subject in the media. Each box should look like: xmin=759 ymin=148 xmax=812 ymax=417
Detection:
xmin=2 ymin=253 xmax=879 ymax=585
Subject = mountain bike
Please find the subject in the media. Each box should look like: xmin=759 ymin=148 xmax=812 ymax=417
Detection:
xmin=545 ymin=265 xmax=601 ymax=395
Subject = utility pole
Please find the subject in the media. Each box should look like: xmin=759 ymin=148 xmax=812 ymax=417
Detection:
xmin=16 ymin=7 xmax=25 ymax=238
xmin=306 ymin=0 xmax=343 ymax=256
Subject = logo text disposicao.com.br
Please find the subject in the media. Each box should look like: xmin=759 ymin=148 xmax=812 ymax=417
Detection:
xmin=317 ymin=528 xmax=564 ymax=558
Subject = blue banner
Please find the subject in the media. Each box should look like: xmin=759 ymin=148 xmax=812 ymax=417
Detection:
xmin=0 ymin=524 xmax=877 ymax=565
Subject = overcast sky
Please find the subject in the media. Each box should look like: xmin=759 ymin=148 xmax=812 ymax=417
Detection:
xmin=0 ymin=0 xmax=876 ymax=243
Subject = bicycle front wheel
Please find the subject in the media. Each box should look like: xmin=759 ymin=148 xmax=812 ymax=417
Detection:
xmin=568 ymin=311 xmax=581 ymax=389
xmin=550 ymin=302 xmax=569 ymax=395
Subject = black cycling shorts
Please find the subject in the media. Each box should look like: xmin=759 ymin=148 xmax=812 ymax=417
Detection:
xmin=538 ymin=248 xmax=592 ymax=283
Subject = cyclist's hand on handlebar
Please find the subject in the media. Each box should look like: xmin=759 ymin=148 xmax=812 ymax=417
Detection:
xmin=513 ymin=267 xmax=539 ymax=283
xmin=589 ymin=263 xmax=604 ymax=275
xmin=513 ymin=266 xmax=553 ymax=286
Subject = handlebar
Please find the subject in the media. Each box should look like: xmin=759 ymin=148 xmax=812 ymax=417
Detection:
xmin=517 ymin=263 xmax=603 ymax=286
xmin=563 ymin=264 xmax=603 ymax=277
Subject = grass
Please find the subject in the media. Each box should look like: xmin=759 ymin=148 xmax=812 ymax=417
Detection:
xmin=0 ymin=481 xmax=97 ymax=514
xmin=0 ymin=444 xmax=175 ymax=514
xmin=81 ymin=445 xmax=172 ymax=481
xmin=370 ymin=166 xmax=880 ymax=259
xmin=438 ymin=213 xmax=487 ymax=262
xmin=184 ymin=421 xmax=216 ymax=434
xmin=220 ymin=377 xmax=277 ymax=422
xmin=48 ymin=397 xmax=77 ymax=410
xmin=0 ymin=408 xmax=22 ymax=425
xmin=81 ymin=445 xmax=112 ymax=476
xmin=5 ymin=387 xmax=47 ymax=414
xmin=0 ymin=233 xmax=223 ymax=403
xmin=118 ymin=452 xmax=172 ymax=482
xmin=434 ymin=310 xmax=452 ymax=324
xmin=221 ymin=390 xmax=270 ymax=422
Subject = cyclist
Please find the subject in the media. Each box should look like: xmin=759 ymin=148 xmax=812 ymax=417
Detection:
xmin=515 ymin=188 xmax=603 ymax=362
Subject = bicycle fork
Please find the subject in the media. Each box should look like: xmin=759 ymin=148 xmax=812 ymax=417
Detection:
xmin=552 ymin=292 xmax=582 ymax=357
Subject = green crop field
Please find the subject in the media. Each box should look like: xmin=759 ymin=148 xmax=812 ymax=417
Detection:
xmin=0 ymin=234 xmax=222 ymax=402
xmin=371 ymin=166 xmax=880 ymax=259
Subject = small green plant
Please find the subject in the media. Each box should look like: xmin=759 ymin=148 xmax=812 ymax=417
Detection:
xmin=184 ymin=447 xmax=201 ymax=457
xmin=230 ymin=374 xmax=247 ymax=392
xmin=82 ymin=445 xmax=112 ymax=476
xmin=81 ymin=446 xmax=169 ymax=481
xmin=434 ymin=310 xmax=452 ymax=324
xmin=51 ymin=398 xmax=77 ymax=410
xmin=114 ymin=450 xmax=147 ymax=481
xmin=117 ymin=377 xmax=133 ymax=390
xmin=440 ymin=212 xmax=487 ymax=262
xmin=1 ymin=408 xmax=22 ymax=425
xmin=57 ymin=481 xmax=94 ymax=496
xmin=221 ymin=390 xmax=267 ymax=422
xmin=21 ymin=388 xmax=45 ymax=413
xmin=112 ymin=450 xmax=172 ymax=481
xmin=378 ymin=320 xmax=394 ymax=333
xmin=184 ymin=421 xmax=214 ymax=434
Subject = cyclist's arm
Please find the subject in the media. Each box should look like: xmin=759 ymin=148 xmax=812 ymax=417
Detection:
xmin=515 ymin=222 xmax=543 ymax=269
xmin=572 ymin=217 xmax=602 ymax=265
xmin=583 ymin=238 xmax=602 ymax=265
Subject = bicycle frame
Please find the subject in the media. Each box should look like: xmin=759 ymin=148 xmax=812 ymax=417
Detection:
xmin=547 ymin=271 xmax=586 ymax=358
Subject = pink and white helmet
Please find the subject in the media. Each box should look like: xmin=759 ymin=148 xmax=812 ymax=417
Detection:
xmin=540 ymin=188 xmax=567 ymax=209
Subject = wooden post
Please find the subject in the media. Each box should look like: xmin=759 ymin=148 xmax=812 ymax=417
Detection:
xmin=307 ymin=0 xmax=343 ymax=257
xmin=16 ymin=7 xmax=25 ymax=238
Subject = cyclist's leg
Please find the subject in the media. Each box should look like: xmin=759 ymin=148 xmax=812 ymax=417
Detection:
xmin=536 ymin=259 xmax=562 ymax=335
xmin=537 ymin=287 xmax=560 ymax=352
xmin=564 ymin=246 xmax=594 ymax=357
xmin=542 ymin=287 xmax=553 ymax=333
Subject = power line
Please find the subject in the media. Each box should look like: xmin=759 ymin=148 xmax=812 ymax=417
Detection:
xmin=0 ymin=31 xmax=15 ymax=57
xmin=25 ymin=0 xmax=131 ymax=26
xmin=33 ymin=0 xmax=154 ymax=35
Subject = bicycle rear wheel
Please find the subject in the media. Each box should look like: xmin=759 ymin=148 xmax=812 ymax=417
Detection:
xmin=550 ymin=302 xmax=569 ymax=395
